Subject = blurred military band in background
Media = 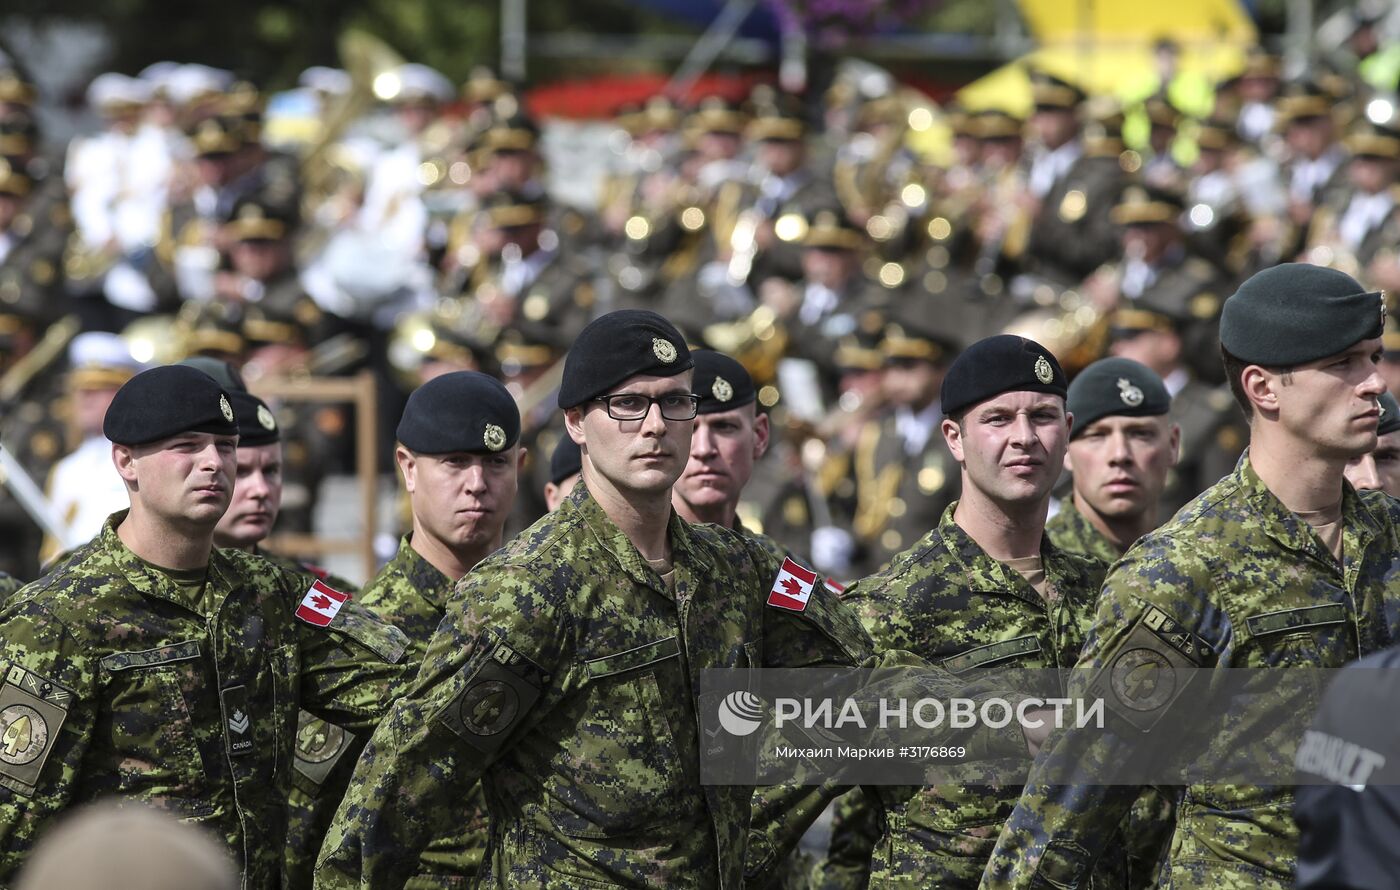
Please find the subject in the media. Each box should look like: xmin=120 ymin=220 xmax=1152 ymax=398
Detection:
xmin=6 ymin=27 xmax=1400 ymax=584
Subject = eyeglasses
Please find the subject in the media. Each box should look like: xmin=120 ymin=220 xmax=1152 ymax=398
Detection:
xmin=592 ymin=393 xmax=700 ymax=421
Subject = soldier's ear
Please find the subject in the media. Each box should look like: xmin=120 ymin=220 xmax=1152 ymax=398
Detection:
xmin=516 ymin=446 xmax=528 ymax=474
xmin=111 ymin=443 xmax=138 ymax=488
xmin=1169 ymin=423 xmax=1182 ymax=466
xmin=563 ymin=406 xmax=586 ymax=447
xmin=752 ymin=411 xmax=770 ymax=459
xmin=941 ymin=416 xmax=965 ymax=463
xmin=395 ymin=445 xmax=417 ymax=493
xmin=1240 ymin=365 xmax=1280 ymax=416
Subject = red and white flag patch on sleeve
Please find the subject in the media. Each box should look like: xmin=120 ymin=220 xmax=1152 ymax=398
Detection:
xmin=296 ymin=579 xmax=350 ymax=627
xmin=766 ymin=558 xmax=819 ymax=612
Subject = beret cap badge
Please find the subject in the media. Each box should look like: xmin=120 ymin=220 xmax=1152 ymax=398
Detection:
xmin=652 ymin=337 xmax=678 ymax=364
xmin=256 ymin=404 xmax=277 ymax=431
xmin=712 ymin=376 xmax=734 ymax=402
xmin=1034 ymin=355 xmax=1055 ymax=385
xmin=483 ymin=423 xmax=507 ymax=452
xmin=1117 ymin=377 xmax=1145 ymax=407
xmin=220 ymin=394 xmax=235 ymax=423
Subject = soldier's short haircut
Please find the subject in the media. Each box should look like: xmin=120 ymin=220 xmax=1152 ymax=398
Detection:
xmin=1221 ymin=344 xmax=1292 ymax=420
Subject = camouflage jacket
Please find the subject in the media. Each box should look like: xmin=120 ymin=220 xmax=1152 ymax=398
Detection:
xmin=315 ymin=483 xmax=875 ymax=890
xmin=836 ymin=503 xmax=1113 ymax=888
xmin=353 ymin=533 xmax=492 ymax=886
xmin=1045 ymin=500 xmax=1122 ymax=566
xmin=0 ymin=513 xmax=411 ymax=890
xmin=248 ymin=549 xmax=368 ymax=890
xmin=982 ymin=454 xmax=1399 ymax=890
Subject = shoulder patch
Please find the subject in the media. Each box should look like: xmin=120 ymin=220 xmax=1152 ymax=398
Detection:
xmin=767 ymin=558 xmax=818 ymax=612
xmin=296 ymin=579 xmax=350 ymax=627
xmin=437 ymin=636 xmax=547 ymax=757
xmin=293 ymin=710 xmax=354 ymax=787
xmin=1085 ymin=606 xmax=1211 ymax=732
xmin=0 ymin=665 xmax=74 ymax=795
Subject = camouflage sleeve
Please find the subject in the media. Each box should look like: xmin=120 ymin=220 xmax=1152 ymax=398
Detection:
xmin=812 ymin=787 xmax=879 ymax=890
xmin=980 ymin=542 xmax=1216 ymax=889
xmin=286 ymin=570 xmax=413 ymax=735
xmin=0 ymin=601 xmax=98 ymax=884
xmin=748 ymin=538 xmax=874 ymax=669
xmin=314 ymin=561 xmax=572 ymax=890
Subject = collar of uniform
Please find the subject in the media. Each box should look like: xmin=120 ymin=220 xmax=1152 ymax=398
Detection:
xmin=397 ymin=533 xmax=453 ymax=610
xmin=935 ymin=502 xmax=1050 ymax=606
xmin=99 ymin=511 xmax=227 ymax=615
xmin=1236 ymin=452 xmax=1381 ymax=563
xmin=1050 ymin=498 xmax=1121 ymax=566
xmin=566 ymin=482 xmax=704 ymax=597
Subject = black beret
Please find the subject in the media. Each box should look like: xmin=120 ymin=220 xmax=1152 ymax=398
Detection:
xmin=228 ymin=390 xmax=280 ymax=447
xmin=1220 ymin=263 xmax=1384 ymax=366
xmin=941 ymin=335 xmax=1068 ymax=418
xmin=549 ymin=435 xmax=583 ymax=484
xmin=397 ymin=371 xmax=521 ymax=454
xmin=558 ymin=310 xmax=693 ymax=409
xmin=692 ymin=350 xmax=756 ymax=414
xmin=1379 ymin=391 xmax=1400 ymax=437
xmin=1067 ymin=357 xmax=1170 ymax=440
xmin=104 ymin=365 xmax=239 ymax=446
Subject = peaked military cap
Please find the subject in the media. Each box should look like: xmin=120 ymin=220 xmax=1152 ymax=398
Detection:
xmin=1111 ymin=184 xmax=1185 ymax=226
xmin=104 ymin=365 xmax=239 ymax=445
xmin=559 ymin=310 xmax=693 ymax=409
xmin=1030 ymin=70 xmax=1085 ymax=111
xmin=549 ymin=435 xmax=583 ymax=484
xmin=1067 ymin=357 xmax=1171 ymax=439
xmin=1220 ymin=263 xmax=1384 ymax=366
xmin=397 ymin=371 xmax=521 ymax=454
xmin=941 ymin=335 xmax=1067 ymax=418
xmin=228 ymin=389 xmax=280 ymax=447
xmin=692 ymin=350 xmax=756 ymax=414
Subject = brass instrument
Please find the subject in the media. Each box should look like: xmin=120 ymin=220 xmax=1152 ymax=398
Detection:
xmin=702 ymin=305 xmax=789 ymax=386
xmin=0 ymin=314 xmax=80 ymax=405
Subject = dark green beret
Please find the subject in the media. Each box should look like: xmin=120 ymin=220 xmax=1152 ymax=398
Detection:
xmin=177 ymin=356 xmax=247 ymax=392
xmin=1220 ymin=263 xmax=1384 ymax=366
xmin=692 ymin=350 xmax=755 ymax=414
xmin=549 ymin=435 xmax=582 ymax=484
xmin=941 ymin=335 xmax=1068 ymax=418
xmin=104 ymin=365 xmax=239 ymax=446
xmin=228 ymin=390 xmax=280 ymax=447
xmin=1067 ymin=357 xmax=1170 ymax=439
xmin=558 ymin=310 xmax=693 ymax=409
xmin=397 ymin=371 xmax=521 ymax=454
xmin=1379 ymin=391 xmax=1400 ymax=437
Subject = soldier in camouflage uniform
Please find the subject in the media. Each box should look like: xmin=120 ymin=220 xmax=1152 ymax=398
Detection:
xmin=1047 ymin=357 xmax=1181 ymax=887
xmin=1344 ymin=390 xmax=1400 ymax=497
xmin=351 ymin=371 xmax=527 ymax=885
xmin=828 ymin=336 xmax=1121 ymax=889
xmin=672 ymin=350 xmax=793 ymax=563
xmin=0 ymin=365 xmax=410 ymax=888
xmin=315 ymin=311 xmax=879 ymax=888
xmin=204 ymin=387 xmax=361 ymax=890
xmin=1048 ymin=357 xmax=1179 ymax=565
xmin=981 ymin=264 xmax=1399 ymax=889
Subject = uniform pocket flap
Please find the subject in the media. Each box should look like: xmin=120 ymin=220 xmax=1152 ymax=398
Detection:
xmin=1245 ymin=604 xmax=1347 ymax=638
xmin=100 ymin=640 xmax=202 ymax=672
xmin=584 ymin=636 xmax=681 ymax=679
xmin=942 ymin=634 xmax=1041 ymax=674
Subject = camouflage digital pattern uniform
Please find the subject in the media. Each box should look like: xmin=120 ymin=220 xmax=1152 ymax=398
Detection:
xmin=353 ymin=533 xmax=492 ymax=885
xmin=1043 ymin=501 xmax=1179 ymax=888
xmin=831 ymin=503 xmax=1118 ymax=889
xmin=981 ymin=454 xmax=1399 ymax=889
xmin=252 ymin=548 xmax=369 ymax=890
xmin=0 ymin=572 xmax=20 ymax=607
xmin=0 ymin=514 xmax=412 ymax=889
xmin=315 ymin=483 xmax=876 ymax=889
xmin=1044 ymin=499 xmax=1120 ymax=566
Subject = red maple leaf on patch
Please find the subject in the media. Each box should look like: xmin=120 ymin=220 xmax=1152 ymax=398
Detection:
xmin=311 ymin=594 xmax=332 ymax=611
xmin=781 ymin=577 xmax=803 ymax=597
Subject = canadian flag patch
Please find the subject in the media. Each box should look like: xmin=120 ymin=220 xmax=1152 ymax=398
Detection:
xmin=296 ymin=579 xmax=350 ymax=627
xmin=766 ymin=558 xmax=819 ymax=612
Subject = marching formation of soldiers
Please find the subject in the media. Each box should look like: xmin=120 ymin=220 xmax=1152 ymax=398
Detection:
xmin=5 ymin=23 xmax=1400 ymax=890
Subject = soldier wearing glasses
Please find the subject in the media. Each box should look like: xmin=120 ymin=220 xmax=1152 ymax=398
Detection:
xmin=317 ymin=310 xmax=878 ymax=888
